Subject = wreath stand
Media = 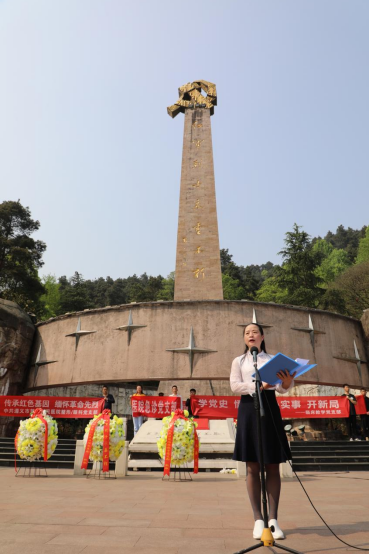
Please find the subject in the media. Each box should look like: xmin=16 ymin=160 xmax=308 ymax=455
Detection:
xmin=162 ymin=462 xmax=193 ymax=482
xmin=16 ymin=463 xmax=48 ymax=478
xmin=86 ymin=461 xmax=116 ymax=480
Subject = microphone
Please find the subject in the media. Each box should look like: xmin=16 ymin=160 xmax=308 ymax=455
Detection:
xmin=250 ymin=346 xmax=258 ymax=364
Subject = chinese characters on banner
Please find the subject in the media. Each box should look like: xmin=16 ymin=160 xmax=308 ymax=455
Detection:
xmin=0 ymin=396 xmax=105 ymax=418
xmin=131 ymin=396 xmax=181 ymax=418
xmin=191 ymin=396 xmax=363 ymax=419
xmin=277 ymin=396 xmax=351 ymax=418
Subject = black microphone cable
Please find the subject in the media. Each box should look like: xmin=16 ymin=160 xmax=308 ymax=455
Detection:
xmin=261 ymin=388 xmax=369 ymax=551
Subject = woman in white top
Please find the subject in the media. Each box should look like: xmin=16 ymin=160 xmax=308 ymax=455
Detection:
xmin=230 ymin=323 xmax=295 ymax=541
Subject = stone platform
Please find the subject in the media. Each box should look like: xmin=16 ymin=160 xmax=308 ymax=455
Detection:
xmin=0 ymin=467 xmax=368 ymax=553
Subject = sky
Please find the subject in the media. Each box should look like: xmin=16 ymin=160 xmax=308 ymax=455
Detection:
xmin=0 ymin=0 xmax=368 ymax=281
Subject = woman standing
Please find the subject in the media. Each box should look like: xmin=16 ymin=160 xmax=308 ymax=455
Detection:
xmin=131 ymin=385 xmax=145 ymax=436
xmin=230 ymin=323 xmax=295 ymax=540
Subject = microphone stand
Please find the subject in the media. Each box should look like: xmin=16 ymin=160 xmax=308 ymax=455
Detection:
xmin=234 ymin=351 xmax=302 ymax=554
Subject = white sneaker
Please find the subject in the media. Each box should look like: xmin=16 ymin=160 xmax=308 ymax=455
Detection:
xmin=268 ymin=519 xmax=285 ymax=540
xmin=355 ymin=438 xmax=361 ymax=441
xmin=253 ymin=519 xmax=264 ymax=539
xmin=350 ymin=438 xmax=354 ymax=441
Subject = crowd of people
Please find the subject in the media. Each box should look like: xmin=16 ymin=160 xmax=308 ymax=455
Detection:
xmin=101 ymin=383 xmax=197 ymax=436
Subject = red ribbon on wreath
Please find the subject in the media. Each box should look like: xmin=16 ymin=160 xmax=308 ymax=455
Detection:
xmin=163 ymin=409 xmax=199 ymax=477
xmin=81 ymin=409 xmax=111 ymax=473
xmin=14 ymin=430 xmax=19 ymax=472
xmin=31 ymin=408 xmax=49 ymax=462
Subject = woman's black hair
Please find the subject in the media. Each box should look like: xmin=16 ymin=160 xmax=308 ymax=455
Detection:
xmin=240 ymin=323 xmax=267 ymax=365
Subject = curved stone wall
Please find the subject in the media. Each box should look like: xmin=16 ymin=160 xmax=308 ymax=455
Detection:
xmin=27 ymin=300 xmax=368 ymax=391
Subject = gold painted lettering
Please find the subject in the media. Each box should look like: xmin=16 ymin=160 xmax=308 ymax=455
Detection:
xmin=193 ymin=268 xmax=205 ymax=279
xmin=193 ymin=222 xmax=201 ymax=235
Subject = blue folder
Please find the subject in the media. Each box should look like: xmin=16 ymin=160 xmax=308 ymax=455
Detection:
xmin=251 ymin=352 xmax=316 ymax=386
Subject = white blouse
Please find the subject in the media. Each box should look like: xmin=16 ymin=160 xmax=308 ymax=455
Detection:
xmin=230 ymin=351 xmax=294 ymax=396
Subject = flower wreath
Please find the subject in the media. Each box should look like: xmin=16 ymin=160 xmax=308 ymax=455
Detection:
xmin=81 ymin=411 xmax=125 ymax=472
xmin=16 ymin=408 xmax=58 ymax=462
xmin=157 ymin=409 xmax=199 ymax=475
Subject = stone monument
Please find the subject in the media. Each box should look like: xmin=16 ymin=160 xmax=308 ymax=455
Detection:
xmin=168 ymin=81 xmax=223 ymax=301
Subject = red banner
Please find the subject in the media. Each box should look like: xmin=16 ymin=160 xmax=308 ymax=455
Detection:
xmin=0 ymin=396 xmax=105 ymax=418
xmin=277 ymin=396 xmax=350 ymax=418
xmin=191 ymin=395 xmax=366 ymax=419
xmin=355 ymin=395 xmax=367 ymax=415
xmin=191 ymin=396 xmax=240 ymax=419
xmin=131 ymin=396 xmax=181 ymax=418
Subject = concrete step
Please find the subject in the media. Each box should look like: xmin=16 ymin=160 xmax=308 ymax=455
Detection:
xmin=292 ymin=461 xmax=369 ymax=472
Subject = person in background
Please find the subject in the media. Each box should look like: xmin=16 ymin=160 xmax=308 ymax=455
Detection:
xmin=158 ymin=392 xmax=164 ymax=397
xmin=102 ymin=385 xmax=115 ymax=412
xmin=185 ymin=388 xmax=197 ymax=417
xmin=170 ymin=384 xmax=182 ymax=409
xmin=360 ymin=388 xmax=369 ymax=440
xmin=131 ymin=385 xmax=145 ymax=436
xmin=341 ymin=384 xmax=360 ymax=441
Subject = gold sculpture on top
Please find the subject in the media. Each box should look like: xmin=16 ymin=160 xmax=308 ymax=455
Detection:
xmin=167 ymin=80 xmax=217 ymax=118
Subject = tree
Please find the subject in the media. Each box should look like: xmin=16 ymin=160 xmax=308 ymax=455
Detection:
xmin=256 ymin=276 xmax=289 ymax=304
xmin=222 ymin=274 xmax=245 ymax=300
xmin=324 ymin=225 xmax=366 ymax=263
xmin=220 ymin=248 xmax=261 ymax=300
xmin=324 ymin=261 xmax=369 ymax=318
xmin=39 ymin=274 xmax=61 ymax=318
xmin=59 ymin=272 xmax=91 ymax=313
xmin=0 ymin=200 xmax=46 ymax=312
xmin=312 ymin=239 xmax=351 ymax=284
xmin=276 ymin=224 xmax=324 ymax=307
xmin=356 ymin=226 xmax=369 ymax=264
xmin=157 ymin=272 xmax=175 ymax=301
xmin=106 ymin=278 xmax=128 ymax=305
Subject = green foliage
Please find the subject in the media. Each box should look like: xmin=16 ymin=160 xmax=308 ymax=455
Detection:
xmin=312 ymin=239 xmax=351 ymax=284
xmin=276 ymin=224 xmax=324 ymax=307
xmin=59 ymin=272 xmax=92 ymax=313
xmin=323 ymin=261 xmax=369 ymax=319
xmin=356 ymin=226 xmax=369 ymax=264
xmin=324 ymin=225 xmax=366 ymax=263
xmin=255 ymin=276 xmax=289 ymax=304
xmin=220 ymin=248 xmax=272 ymax=300
xmin=157 ymin=272 xmax=175 ymax=301
xmin=0 ymin=200 xmax=46 ymax=313
xmin=40 ymin=274 xmax=61 ymax=318
xmin=222 ymin=274 xmax=245 ymax=300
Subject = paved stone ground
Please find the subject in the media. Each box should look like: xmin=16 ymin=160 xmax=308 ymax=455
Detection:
xmin=0 ymin=467 xmax=368 ymax=554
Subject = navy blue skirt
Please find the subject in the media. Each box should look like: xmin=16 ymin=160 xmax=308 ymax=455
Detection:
xmin=233 ymin=391 xmax=291 ymax=464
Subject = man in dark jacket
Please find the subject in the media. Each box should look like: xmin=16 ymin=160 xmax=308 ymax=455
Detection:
xmin=360 ymin=388 xmax=369 ymax=439
xmin=341 ymin=384 xmax=359 ymax=441
xmin=102 ymin=385 xmax=115 ymax=412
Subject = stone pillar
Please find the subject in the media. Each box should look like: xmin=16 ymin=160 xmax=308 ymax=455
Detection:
xmin=174 ymin=107 xmax=223 ymax=300
xmin=73 ymin=440 xmax=86 ymax=475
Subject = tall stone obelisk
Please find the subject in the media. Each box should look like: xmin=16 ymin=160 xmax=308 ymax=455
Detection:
xmin=168 ymin=81 xmax=223 ymax=301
